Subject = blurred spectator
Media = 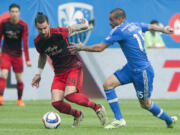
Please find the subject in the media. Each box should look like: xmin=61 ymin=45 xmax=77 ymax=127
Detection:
xmin=144 ymin=20 xmax=166 ymax=49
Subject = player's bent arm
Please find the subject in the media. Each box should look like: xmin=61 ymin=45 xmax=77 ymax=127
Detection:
xmin=22 ymin=23 xmax=30 ymax=62
xmin=70 ymin=18 xmax=89 ymax=33
xmin=37 ymin=53 xmax=47 ymax=75
xmin=70 ymin=24 xmax=88 ymax=32
xmin=32 ymin=53 xmax=46 ymax=88
xmin=148 ymin=24 xmax=173 ymax=34
xmin=79 ymin=42 xmax=109 ymax=52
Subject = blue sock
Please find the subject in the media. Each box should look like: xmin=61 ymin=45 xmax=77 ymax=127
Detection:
xmin=148 ymin=102 xmax=172 ymax=125
xmin=104 ymin=89 xmax=123 ymax=120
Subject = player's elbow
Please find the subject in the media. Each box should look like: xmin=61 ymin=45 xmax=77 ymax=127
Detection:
xmin=95 ymin=47 xmax=104 ymax=52
xmin=148 ymin=24 xmax=157 ymax=31
xmin=94 ymin=46 xmax=105 ymax=52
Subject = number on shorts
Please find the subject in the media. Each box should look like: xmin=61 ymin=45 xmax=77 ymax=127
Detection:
xmin=137 ymin=91 xmax=144 ymax=99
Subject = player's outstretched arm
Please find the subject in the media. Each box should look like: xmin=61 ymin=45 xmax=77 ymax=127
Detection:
xmin=32 ymin=53 xmax=47 ymax=88
xmin=69 ymin=39 xmax=109 ymax=52
xmin=148 ymin=24 xmax=173 ymax=34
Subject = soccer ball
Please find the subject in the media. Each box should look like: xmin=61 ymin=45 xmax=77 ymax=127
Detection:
xmin=42 ymin=112 xmax=61 ymax=129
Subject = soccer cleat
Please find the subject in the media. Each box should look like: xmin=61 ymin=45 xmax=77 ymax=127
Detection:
xmin=104 ymin=119 xmax=126 ymax=129
xmin=0 ymin=96 xmax=3 ymax=105
xmin=72 ymin=112 xmax=84 ymax=128
xmin=96 ymin=105 xmax=107 ymax=125
xmin=167 ymin=116 xmax=178 ymax=128
xmin=17 ymin=99 xmax=25 ymax=106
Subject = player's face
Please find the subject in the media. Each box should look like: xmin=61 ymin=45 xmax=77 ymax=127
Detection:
xmin=36 ymin=21 xmax=50 ymax=38
xmin=9 ymin=7 xmax=20 ymax=22
xmin=109 ymin=13 xmax=122 ymax=28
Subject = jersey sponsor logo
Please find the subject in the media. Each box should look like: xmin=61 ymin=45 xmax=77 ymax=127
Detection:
xmin=57 ymin=2 xmax=94 ymax=44
xmin=168 ymin=13 xmax=180 ymax=42
xmin=45 ymin=46 xmax=62 ymax=56
xmin=5 ymin=30 xmax=18 ymax=39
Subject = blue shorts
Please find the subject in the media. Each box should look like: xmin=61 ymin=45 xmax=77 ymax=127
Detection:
xmin=114 ymin=64 xmax=154 ymax=100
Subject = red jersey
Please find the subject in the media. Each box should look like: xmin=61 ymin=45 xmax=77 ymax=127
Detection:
xmin=0 ymin=18 xmax=30 ymax=61
xmin=34 ymin=27 xmax=83 ymax=74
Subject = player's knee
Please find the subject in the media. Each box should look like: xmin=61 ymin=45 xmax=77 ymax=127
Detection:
xmin=15 ymin=74 xmax=22 ymax=82
xmin=65 ymin=93 xmax=74 ymax=102
xmin=0 ymin=71 xmax=8 ymax=79
xmin=0 ymin=75 xmax=7 ymax=80
xmin=16 ymin=77 xmax=22 ymax=82
xmin=51 ymin=96 xmax=64 ymax=103
xmin=140 ymin=101 xmax=151 ymax=109
xmin=16 ymin=79 xmax=22 ymax=83
xmin=103 ymin=81 xmax=114 ymax=89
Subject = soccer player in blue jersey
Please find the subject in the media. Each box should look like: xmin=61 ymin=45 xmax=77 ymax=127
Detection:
xmin=69 ymin=8 xmax=178 ymax=129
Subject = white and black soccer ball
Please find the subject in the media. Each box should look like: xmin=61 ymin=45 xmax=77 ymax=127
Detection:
xmin=42 ymin=112 xmax=61 ymax=129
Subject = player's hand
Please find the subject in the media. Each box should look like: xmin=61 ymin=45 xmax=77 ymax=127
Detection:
xmin=68 ymin=39 xmax=83 ymax=52
xmin=164 ymin=26 xmax=174 ymax=34
xmin=26 ymin=60 xmax=32 ymax=67
xmin=32 ymin=74 xmax=41 ymax=88
xmin=80 ymin=18 xmax=89 ymax=28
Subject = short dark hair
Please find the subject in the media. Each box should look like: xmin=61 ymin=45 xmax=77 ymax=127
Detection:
xmin=110 ymin=8 xmax=126 ymax=19
xmin=150 ymin=20 xmax=159 ymax=24
xmin=9 ymin=3 xmax=20 ymax=11
xmin=35 ymin=12 xmax=49 ymax=25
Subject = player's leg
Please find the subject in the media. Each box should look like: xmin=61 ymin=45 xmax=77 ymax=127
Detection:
xmin=15 ymin=73 xmax=25 ymax=106
xmin=51 ymin=73 xmax=83 ymax=127
xmin=103 ymin=74 xmax=122 ymax=119
xmin=0 ymin=69 xmax=9 ymax=95
xmin=0 ymin=53 xmax=11 ymax=105
xmin=134 ymin=65 xmax=177 ymax=128
xmin=12 ymin=56 xmax=24 ymax=106
xmin=139 ymin=99 xmax=177 ymax=128
xmin=103 ymin=74 xmax=127 ymax=129
xmin=64 ymin=68 xmax=107 ymax=125
xmin=51 ymin=89 xmax=81 ymax=118
xmin=64 ymin=86 xmax=106 ymax=126
xmin=0 ymin=69 xmax=9 ymax=105
xmin=104 ymin=65 xmax=132 ymax=129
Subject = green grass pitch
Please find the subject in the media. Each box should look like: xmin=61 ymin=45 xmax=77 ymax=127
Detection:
xmin=0 ymin=99 xmax=179 ymax=135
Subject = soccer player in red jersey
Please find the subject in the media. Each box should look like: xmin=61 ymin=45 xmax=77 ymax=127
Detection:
xmin=0 ymin=3 xmax=32 ymax=106
xmin=32 ymin=12 xmax=107 ymax=127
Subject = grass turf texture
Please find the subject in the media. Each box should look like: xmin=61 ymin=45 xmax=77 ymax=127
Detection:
xmin=0 ymin=99 xmax=179 ymax=135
